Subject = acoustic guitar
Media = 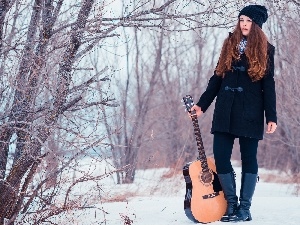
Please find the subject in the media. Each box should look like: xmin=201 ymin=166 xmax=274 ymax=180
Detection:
xmin=182 ymin=95 xmax=226 ymax=223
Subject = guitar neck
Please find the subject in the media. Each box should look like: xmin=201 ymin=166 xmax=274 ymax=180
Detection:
xmin=191 ymin=115 xmax=209 ymax=172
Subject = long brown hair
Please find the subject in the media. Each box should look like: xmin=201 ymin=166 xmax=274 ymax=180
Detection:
xmin=215 ymin=21 xmax=268 ymax=81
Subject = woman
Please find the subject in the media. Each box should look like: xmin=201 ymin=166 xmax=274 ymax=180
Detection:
xmin=190 ymin=5 xmax=277 ymax=222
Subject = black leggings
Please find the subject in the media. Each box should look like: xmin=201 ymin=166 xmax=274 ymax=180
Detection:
xmin=213 ymin=132 xmax=259 ymax=174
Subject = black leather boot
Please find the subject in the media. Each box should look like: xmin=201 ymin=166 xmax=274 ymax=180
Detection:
xmin=218 ymin=172 xmax=238 ymax=222
xmin=230 ymin=173 xmax=258 ymax=222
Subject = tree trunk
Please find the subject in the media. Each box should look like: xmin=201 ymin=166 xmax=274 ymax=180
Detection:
xmin=0 ymin=0 xmax=9 ymax=51
xmin=0 ymin=0 xmax=95 ymax=221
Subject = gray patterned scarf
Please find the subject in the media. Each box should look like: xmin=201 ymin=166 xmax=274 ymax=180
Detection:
xmin=238 ymin=37 xmax=247 ymax=55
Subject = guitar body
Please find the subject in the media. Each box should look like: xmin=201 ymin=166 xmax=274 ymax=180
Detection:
xmin=182 ymin=95 xmax=227 ymax=223
xmin=187 ymin=158 xmax=226 ymax=223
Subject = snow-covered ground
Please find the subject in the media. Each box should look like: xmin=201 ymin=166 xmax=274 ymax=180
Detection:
xmin=61 ymin=162 xmax=299 ymax=225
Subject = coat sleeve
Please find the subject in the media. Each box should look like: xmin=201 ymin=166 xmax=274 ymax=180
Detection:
xmin=196 ymin=72 xmax=222 ymax=113
xmin=263 ymin=44 xmax=277 ymax=124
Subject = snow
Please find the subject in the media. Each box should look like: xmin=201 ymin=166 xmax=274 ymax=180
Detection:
xmin=91 ymin=196 xmax=300 ymax=225
xmin=61 ymin=163 xmax=300 ymax=225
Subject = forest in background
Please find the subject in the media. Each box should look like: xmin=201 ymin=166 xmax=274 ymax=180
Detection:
xmin=0 ymin=0 xmax=299 ymax=224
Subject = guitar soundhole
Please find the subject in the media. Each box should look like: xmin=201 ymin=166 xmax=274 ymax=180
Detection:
xmin=199 ymin=171 xmax=213 ymax=186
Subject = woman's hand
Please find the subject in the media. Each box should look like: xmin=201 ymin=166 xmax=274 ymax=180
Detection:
xmin=266 ymin=121 xmax=277 ymax=134
xmin=189 ymin=105 xmax=203 ymax=118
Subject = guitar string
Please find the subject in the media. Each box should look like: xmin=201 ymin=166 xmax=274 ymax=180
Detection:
xmin=191 ymin=116 xmax=209 ymax=173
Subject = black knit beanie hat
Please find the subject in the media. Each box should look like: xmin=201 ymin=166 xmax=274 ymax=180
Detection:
xmin=238 ymin=5 xmax=268 ymax=28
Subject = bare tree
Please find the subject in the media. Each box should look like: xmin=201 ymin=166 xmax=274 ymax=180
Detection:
xmin=257 ymin=1 xmax=300 ymax=179
xmin=0 ymin=0 xmax=243 ymax=223
xmin=1 ymin=0 xmax=298 ymax=223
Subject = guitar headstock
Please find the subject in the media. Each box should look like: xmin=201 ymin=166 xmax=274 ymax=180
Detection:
xmin=182 ymin=95 xmax=195 ymax=114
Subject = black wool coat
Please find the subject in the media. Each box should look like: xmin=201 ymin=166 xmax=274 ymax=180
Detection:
xmin=196 ymin=43 xmax=277 ymax=140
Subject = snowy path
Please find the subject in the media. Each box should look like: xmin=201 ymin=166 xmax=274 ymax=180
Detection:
xmin=96 ymin=196 xmax=299 ymax=225
xmin=73 ymin=166 xmax=299 ymax=225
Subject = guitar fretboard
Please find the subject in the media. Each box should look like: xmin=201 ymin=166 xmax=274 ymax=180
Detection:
xmin=191 ymin=113 xmax=209 ymax=173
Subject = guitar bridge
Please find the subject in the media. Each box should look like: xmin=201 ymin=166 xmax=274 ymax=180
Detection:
xmin=202 ymin=192 xmax=220 ymax=199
